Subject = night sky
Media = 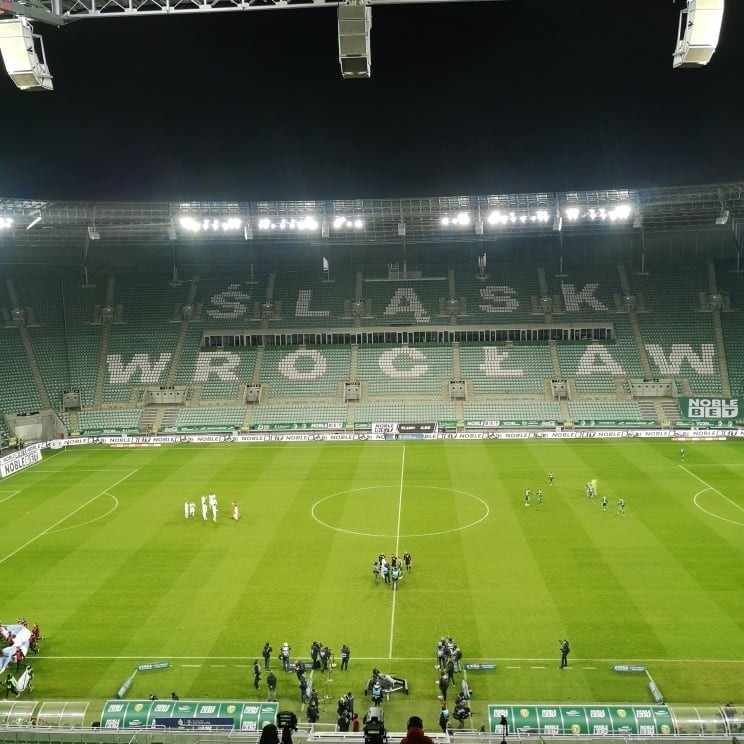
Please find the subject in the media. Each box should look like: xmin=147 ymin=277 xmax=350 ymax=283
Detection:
xmin=0 ymin=0 xmax=741 ymax=201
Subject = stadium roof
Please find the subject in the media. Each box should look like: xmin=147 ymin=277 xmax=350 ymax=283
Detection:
xmin=1 ymin=181 xmax=743 ymax=249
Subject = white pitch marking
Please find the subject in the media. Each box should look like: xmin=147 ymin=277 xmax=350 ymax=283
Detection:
xmin=0 ymin=469 xmax=138 ymax=566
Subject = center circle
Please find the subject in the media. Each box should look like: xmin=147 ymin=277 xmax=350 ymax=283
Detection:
xmin=311 ymin=485 xmax=490 ymax=538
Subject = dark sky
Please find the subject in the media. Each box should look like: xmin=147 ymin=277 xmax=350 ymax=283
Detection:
xmin=0 ymin=0 xmax=741 ymax=201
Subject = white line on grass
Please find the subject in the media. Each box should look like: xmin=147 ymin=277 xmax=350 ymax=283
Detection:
xmin=0 ymin=469 xmax=139 ymax=567
xmin=388 ymin=446 xmax=405 ymax=659
xmin=0 ymin=491 xmax=20 ymax=505
xmin=680 ymin=465 xmax=744 ymax=523
xmin=39 ymin=655 xmax=744 ymax=663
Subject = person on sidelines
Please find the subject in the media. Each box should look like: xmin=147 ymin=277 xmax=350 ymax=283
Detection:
xmin=679 ymin=447 xmax=686 ymax=460
xmin=559 ymin=639 xmax=570 ymax=668
xmin=524 ymin=489 xmax=531 ymax=507
xmin=340 ymin=644 xmax=350 ymax=671
xmin=279 ymin=642 xmax=291 ymax=672
xmin=372 ymin=561 xmax=380 ymax=584
xmin=201 ymin=495 xmax=208 ymax=521
xmin=263 ymin=642 xmax=273 ymax=670
xmin=5 ymin=674 xmax=19 ymax=698
xmin=232 ymin=501 xmax=241 ymax=521
xmin=253 ymin=659 xmax=262 ymax=689
xmin=547 ymin=471 xmax=555 ymax=486
xmin=266 ymin=671 xmax=277 ymax=701
xmin=403 ymin=551 xmax=412 ymax=573
xmin=209 ymin=493 xmax=218 ymax=522
xmin=184 ymin=501 xmax=190 ymax=519
xmin=438 ymin=704 xmax=450 ymax=733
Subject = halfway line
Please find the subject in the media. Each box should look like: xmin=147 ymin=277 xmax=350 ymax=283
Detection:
xmin=389 ymin=446 xmax=405 ymax=659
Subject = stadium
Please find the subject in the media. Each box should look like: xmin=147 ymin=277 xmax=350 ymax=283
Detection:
xmin=1 ymin=0 xmax=743 ymax=742
xmin=0 ymin=180 xmax=743 ymax=741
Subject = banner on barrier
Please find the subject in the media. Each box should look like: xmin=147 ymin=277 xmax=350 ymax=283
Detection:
xmin=488 ymin=704 xmax=676 ymax=737
xmin=678 ymin=397 xmax=740 ymax=421
xmin=0 ymin=445 xmax=43 ymax=478
xmin=100 ymin=700 xmax=277 ymax=730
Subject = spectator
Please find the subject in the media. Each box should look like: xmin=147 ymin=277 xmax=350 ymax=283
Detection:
xmin=401 ymin=716 xmax=435 ymax=744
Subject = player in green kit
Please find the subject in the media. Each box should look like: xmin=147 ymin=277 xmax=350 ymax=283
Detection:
xmin=547 ymin=472 xmax=555 ymax=486
xmin=524 ymin=488 xmax=531 ymax=506
xmin=617 ymin=498 xmax=626 ymax=516
xmin=679 ymin=448 xmax=685 ymax=460
xmin=537 ymin=489 xmax=543 ymax=506
xmin=601 ymin=495 xmax=608 ymax=512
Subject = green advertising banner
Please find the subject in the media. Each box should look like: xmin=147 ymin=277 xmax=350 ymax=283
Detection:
xmin=100 ymin=700 xmax=278 ymax=731
xmin=488 ymin=705 xmax=676 ymax=736
xmin=678 ymin=397 xmax=741 ymax=422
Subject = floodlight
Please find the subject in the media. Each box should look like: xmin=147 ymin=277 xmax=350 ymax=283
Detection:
xmin=0 ymin=17 xmax=53 ymax=91
xmin=397 ymin=221 xmax=406 ymax=236
xmin=565 ymin=207 xmax=579 ymax=221
xmin=673 ymin=0 xmax=724 ymax=68
xmin=715 ymin=208 xmax=730 ymax=225
xmin=536 ymin=210 xmax=550 ymax=223
xmin=338 ymin=3 xmax=372 ymax=79
xmin=0 ymin=217 xmax=13 ymax=229
xmin=88 ymin=225 xmax=100 ymax=240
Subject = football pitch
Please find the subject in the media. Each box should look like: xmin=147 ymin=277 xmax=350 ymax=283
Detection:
xmin=2 ymin=438 xmax=743 ymax=730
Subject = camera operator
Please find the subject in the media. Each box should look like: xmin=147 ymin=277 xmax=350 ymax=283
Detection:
xmin=559 ymin=639 xmax=570 ymax=669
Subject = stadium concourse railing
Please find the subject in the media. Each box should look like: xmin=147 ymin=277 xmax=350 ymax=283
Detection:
xmin=0 ymin=729 xmax=741 ymax=744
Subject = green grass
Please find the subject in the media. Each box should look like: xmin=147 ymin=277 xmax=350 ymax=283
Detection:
xmin=2 ymin=439 xmax=743 ymax=730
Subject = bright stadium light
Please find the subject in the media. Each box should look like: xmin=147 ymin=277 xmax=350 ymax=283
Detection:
xmin=0 ymin=217 xmax=13 ymax=229
xmin=565 ymin=207 xmax=580 ymax=222
xmin=0 ymin=17 xmax=53 ymax=92
xmin=179 ymin=216 xmax=242 ymax=233
xmin=331 ymin=215 xmax=364 ymax=230
xmin=442 ymin=212 xmax=471 ymax=227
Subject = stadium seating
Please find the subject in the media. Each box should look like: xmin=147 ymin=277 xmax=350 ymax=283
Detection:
xmin=0 ymin=331 xmax=43 ymax=414
xmin=77 ymin=409 xmax=143 ymax=434
xmin=456 ymin=263 xmax=540 ymax=323
xmin=358 ymin=345 xmax=453 ymax=397
xmin=172 ymin=326 xmax=256 ymax=401
xmin=251 ymin=404 xmax=348 ymax=429
xmin=0 ymin=253 xmax=740 ymax=438
xmin=269 ymin=262 xmax=355 ymax=327
xmin=169 ymin=407 xmax=247 ymax=431
xmin=567 ymin=401 xmax=645 ymax=423
xmin=463 ymin=401 xmax=562 ymax=425
xmin=354 ymin=402 xmax=457 ymax=426
xmin=460 ymin=343 xmax=552 ymax=395
xmin=261 ymin=346 xmax=351 ymax=398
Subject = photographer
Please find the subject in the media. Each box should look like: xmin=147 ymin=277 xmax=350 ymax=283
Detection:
xmin=559 ymin=639 xmax=570 ymax=669
xmin=453 ymin=702 xmax=471 ymax=728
